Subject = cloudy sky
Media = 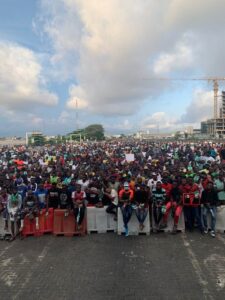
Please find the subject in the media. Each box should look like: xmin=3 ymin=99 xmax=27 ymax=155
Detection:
xmin=1 ymin=0 xmax=225 ymax=136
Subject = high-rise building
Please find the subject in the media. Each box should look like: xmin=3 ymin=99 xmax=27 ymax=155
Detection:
xmin=200 ymin=91 xmax=225 ymax=137
xmin=222 ymin=91 xmax=225 ymax=117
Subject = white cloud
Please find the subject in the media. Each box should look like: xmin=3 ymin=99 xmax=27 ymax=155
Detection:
xmin=141 ymin=89 xmax=214 ymax=132
xmin=0 ymin=41 xmax=58 ymax=110
xmin=32 ymin=0 xmax=225 ymax=132
xmin=66 ymin=85 xmax=88 ymax=110
xmin=179 ymin=89 xmax=214 ymax=123
xmin=37 ymin=0 xmax=225 ymax=120
xmin=153 ymin=36 xmax=194 ymax=75
xmin=142 ymin=112 xmax=177 ymax=131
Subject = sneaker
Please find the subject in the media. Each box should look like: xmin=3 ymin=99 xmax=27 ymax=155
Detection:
xmin=210 ymin=231 xmax=216 ymax=238
xmin=125 ymin=227 xmax=129 ymax=237
xmin=204 ymin=229 xmax=208 ymax=234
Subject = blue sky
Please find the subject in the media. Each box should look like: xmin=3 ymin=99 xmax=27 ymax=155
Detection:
xmin=1 ymin=0 xmax=225 ymax=136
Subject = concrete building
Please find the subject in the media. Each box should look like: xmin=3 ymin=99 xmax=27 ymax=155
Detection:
xmin=201 ymin=118 xmax=225 ymax=137
xmin=200 ymin=90 xmax=225 ymax=137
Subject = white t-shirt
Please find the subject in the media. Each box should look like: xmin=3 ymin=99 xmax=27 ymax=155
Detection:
xmin=111 ymin=189 xmax=118 ymax=205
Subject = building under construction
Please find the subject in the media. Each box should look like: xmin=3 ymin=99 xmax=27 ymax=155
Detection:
xmin=201 ymin=90 xmax=225 ymax=137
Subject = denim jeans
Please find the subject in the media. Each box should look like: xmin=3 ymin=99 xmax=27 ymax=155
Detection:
xmin=202 ymin=206 xmax=217 ymax=232
xmin=120 ymin=204 xmax=133 ymax=228
xmin=135 ymin=207 xmax=148 ymax=224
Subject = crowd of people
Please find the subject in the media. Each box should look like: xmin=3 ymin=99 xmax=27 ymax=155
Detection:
xmin=0 ymin=140 xmax=225 ymax=240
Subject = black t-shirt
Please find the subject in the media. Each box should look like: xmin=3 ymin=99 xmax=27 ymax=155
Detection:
xmin=59 ymin=189 xmax=71 ymax=209
xmin=102 ymin=194 xmax=111 ymax=206
xmin=134 ymin=189 xmax=148 ymax=204
xmin=48 ymin=187 xmax=59 ymax=208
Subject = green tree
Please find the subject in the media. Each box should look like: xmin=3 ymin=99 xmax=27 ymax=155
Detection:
xmin=69 ymin=124 xmax=105 ymax=141
xmin=85 ymin=124 xmax=104 ymax=140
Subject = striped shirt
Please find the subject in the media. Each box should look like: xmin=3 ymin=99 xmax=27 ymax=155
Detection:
xmin=152 ymin=188 xmax=166 ymax=205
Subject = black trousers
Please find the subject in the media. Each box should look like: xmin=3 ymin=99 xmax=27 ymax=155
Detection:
xmin=106 ymin=203 xmax=117 ymax=216
xmin=73 ymin=206 xmax=86 ymax=225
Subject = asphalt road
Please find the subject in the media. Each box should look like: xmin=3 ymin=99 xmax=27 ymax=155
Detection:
xmin=0 ymin=232 xmax=225 ymax=300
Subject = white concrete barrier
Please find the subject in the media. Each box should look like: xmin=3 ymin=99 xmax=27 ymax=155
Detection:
xmin=216 ymin=205 xmax=225 ymax=232
xmin=206 ymin=205 xmax=225 ymax=233
xmin=87 ymin=206 xmax=117 ymax=233
xmin=117 ymin=208 xmax=150 ymax=235
xmin=152 ymin=210 xmax=185 ymax=233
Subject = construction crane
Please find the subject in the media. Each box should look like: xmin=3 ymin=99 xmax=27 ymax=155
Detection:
xmin=145 ymin=77 xmax=225 ymax=119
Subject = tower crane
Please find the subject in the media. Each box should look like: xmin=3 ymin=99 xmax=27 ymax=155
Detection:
xmin=146 ymin=77 xmax=225 ymax=119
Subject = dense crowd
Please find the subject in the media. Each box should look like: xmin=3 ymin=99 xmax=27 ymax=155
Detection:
xmin=0 ymin=140 xmax=225 ymax=240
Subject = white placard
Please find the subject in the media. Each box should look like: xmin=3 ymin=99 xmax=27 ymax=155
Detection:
xmin=125 ymin=153 xmax=134 ymax=162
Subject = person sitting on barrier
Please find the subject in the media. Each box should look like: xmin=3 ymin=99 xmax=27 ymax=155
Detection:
xmin=20 ymin=190 xmax=39 ymax=232
xmin=7 ymin=186 xmax=22 ymax=241
xmin=71 ymin=184 xmax=86 ymax=230
xmin=134 ymin=183 xmax=149 ymax=231
xmin=0 ymin=187 xmax=10 ymax=231
xmin=152 ymin=181 xmax=166 ymax=231
xmin=105 ymin=187 xmax=118 ymax=221
xmin=162 ymin=181 xmax=183 ymax=233
xmin=118 ymin=182 xmax=134 ymax=237
xmin=185 ymin=177 xmax=203 ymax=233
xmin=201 ymin=181 xmax=218 ymax=238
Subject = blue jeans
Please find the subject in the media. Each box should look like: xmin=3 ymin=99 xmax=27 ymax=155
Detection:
xmin=135 ymin=207 xmax=148 ymax=224
xmin=120 ymin=205 xmax=133 ymax=228
xmin=202 ymin=206 xmax=217 ymax=232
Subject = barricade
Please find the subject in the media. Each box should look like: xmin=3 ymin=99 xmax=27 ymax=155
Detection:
xmin=53 ymin=209 xmax=86 ymax=236
xmin=39 ymin=208 xmax=54 ymax=234
xmin=216 ymin=205 xmax=225 ymax=232
xmin=206 ymin=205 xmax=225 ymax=233
xmin=87 ymin=206 xmax=117 ymax=233
xmin=22 ymin=215 xmax=42 ymax=237
xmin=117 ymin=208 xmax=150 ymax=235
xmin=151 ymin=209 xmax=185 ymax=233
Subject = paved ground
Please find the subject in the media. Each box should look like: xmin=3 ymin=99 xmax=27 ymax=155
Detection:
xmin=0 ymin=232 xmax=225 ymax=300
